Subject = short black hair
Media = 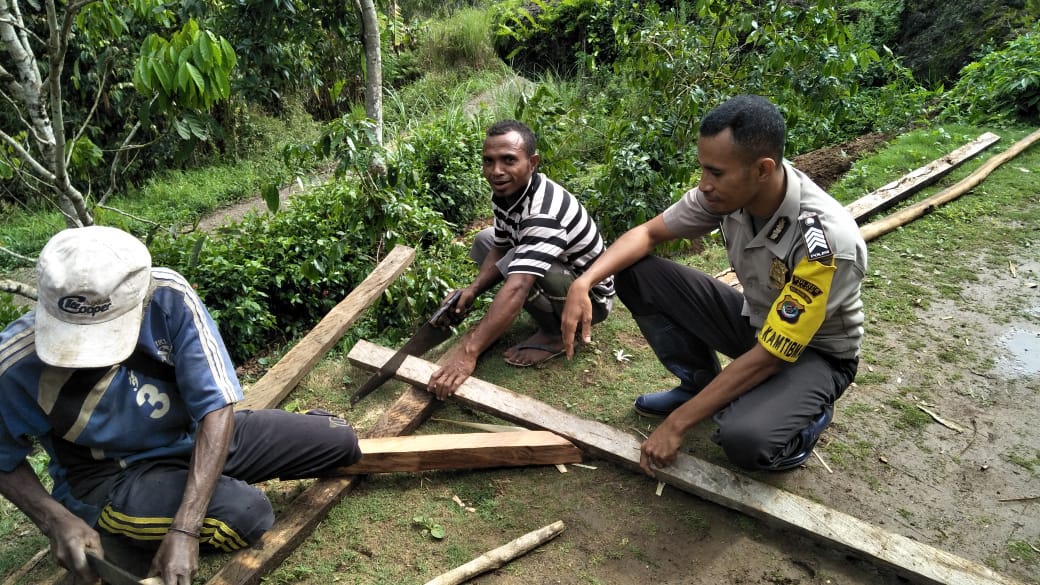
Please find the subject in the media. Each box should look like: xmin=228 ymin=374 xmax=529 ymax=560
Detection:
xmin=699 ymin=95 xmax=786 ymax=165
xmin=486 ymin=119 xmax=537 ymax=157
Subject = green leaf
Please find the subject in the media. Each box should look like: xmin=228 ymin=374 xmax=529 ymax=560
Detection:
xmin=429 ymin=525 xmax=446 ymax=539
xmin=176 ymin=62 xmax=190 ymax=93
xmin=261 ymin=182 xmax=281 ymax=214
xmin=185 ymin=62 xmax=205 ymax=94
xmin=172 ymin=119 xmax=190 ymax=140
xmin=199 ymin=32 xmax=216 ymax=66
xmin=154 ymin=60 xmax=174 ymax=92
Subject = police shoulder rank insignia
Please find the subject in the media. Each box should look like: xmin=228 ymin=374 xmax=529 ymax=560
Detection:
xmin=798 ymin=212 xmax=833 ymax=262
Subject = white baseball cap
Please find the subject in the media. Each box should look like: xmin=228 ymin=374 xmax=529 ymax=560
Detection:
xmin=34 ymin=226 xmax=152 ymax=368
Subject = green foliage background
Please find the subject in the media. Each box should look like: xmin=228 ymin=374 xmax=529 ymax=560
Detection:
xmin=3 ymin=0 xmax=1038 ymax=369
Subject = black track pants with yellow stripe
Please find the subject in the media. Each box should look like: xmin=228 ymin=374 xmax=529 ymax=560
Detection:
xmin=96 ymin=408 xmax=361 ymax=551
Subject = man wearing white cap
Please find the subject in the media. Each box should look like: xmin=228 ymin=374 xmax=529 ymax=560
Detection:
xmin=0 ymin=226 xmax=362 ymax=584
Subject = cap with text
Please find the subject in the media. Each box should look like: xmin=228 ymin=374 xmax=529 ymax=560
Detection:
xmin=34 ymin=226 xmax=151 ymax=368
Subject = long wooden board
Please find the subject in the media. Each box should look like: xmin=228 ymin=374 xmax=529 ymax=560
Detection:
xmin=347 ymin=340 xmax=1026 ymax=585
xmin=237 ymin=244 xmax=416 ymax=410
xmin=339 ymin=431 xmax=581 ymax=474
xmin=843 ymin=132 xmax=1000 ymax=221
xmin=860 ymin=127 xmax=1040 ymax=241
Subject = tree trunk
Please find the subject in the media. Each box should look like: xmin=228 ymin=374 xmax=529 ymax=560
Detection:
xmin=357 ymin=0 xmax=383 ymax=147
xmin=0 ymin=0 xmax=92 ymax=227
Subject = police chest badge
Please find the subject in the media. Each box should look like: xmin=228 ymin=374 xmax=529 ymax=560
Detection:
xmin=769 ymin=258 xmax=788 ymax=290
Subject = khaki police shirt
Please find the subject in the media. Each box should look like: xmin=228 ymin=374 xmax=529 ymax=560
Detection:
xmin=662 ymin=161 xmax=867 ymax=360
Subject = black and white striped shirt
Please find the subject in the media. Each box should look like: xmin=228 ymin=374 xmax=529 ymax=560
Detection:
xmin=491 ymin=173 xmax=615 ymax=298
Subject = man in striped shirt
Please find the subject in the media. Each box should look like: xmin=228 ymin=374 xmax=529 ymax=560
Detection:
xmin=0 ymin=226 xmax=362 ymax=583
xmin=428 ymin=120 xmax=615 ymax=399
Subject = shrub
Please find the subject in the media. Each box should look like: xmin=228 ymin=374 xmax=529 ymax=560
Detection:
xmin=941 ymin=23 xmax=1040 ymax=124
xmin=418 ymin=8 xmax=499 ymax=72
xmin=149 ymin=178 xmax=470 ymax=362
xmin=491 ymin=0 xmax=618 ymax=77
xmin=395 ymin=118 xmax=489 ymax=232
xmin=0 ymin=294 xmax=30 ymax=328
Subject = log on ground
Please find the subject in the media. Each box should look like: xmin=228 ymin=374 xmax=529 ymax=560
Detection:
xmin=423 ymin=520 xmax=566 ymax=585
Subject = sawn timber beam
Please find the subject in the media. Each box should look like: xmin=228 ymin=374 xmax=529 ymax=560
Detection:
xmin=237 ymin=244 xmax=417 ymax=411
xmin=347 ymin=340 xmax=1026 ymax=585
xmin=339 ymin=431 xmax=582 ymax=474
xmin=842 ymin=131 xmax=1000 ymax=222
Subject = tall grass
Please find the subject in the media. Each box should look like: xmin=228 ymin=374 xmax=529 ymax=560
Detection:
xmin=417 ymin=8 xmax=499 ymax=71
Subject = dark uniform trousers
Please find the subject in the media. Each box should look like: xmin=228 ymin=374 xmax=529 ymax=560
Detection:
xmin=615 ymin=256 xmax=857 ymax=470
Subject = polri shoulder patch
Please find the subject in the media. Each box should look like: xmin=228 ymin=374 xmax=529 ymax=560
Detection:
xmin=798 ymin=212 xmax=833 ymax=262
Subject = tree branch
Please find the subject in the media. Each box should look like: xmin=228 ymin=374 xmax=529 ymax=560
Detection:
xmin=99 ymin=120 xmax=142 ymax=206
xmin=96 ymin=204 xmax=164 ymax=231
xmin=0 ymin=128 xmax=56 ymax=180
xmin=67 ymin=62 xmax=109 ymax=168
xmin=0 ymin=245 xmax=37 ymax=266
xmin=0 ymin=278 xmax=36 ymax=300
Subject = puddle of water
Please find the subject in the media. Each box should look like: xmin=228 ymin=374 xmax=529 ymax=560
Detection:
xmin=994 ymin=325 xmax=1040 ymax=377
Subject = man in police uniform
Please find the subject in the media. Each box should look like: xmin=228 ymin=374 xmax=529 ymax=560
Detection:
xmin=561 ymin=95 xmax=866 ymax=473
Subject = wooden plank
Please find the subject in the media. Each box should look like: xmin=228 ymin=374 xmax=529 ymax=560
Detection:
xmin=844 ymin=132 xmax=1000 ymax=221
xmin=347 ymin=340 xmax=1027 ymax=585
xmin=860 ymin=128 xmax=1040 ymax=241
xmin=338 ymin=431 xmax=581 ymax=474
xmin=205 ymin=364 xmax=445 ymax=585
xmin=237 ymin=244 xmax=416 ymax=411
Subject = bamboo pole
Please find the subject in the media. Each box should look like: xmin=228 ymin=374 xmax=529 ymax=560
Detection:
xmin=423 ymin=521 xmax=566 ymax=585
xmin=859 ymin=128 xmax=1040 ymax=241
xmin=1 ymin=547 xmax=49 ymax=585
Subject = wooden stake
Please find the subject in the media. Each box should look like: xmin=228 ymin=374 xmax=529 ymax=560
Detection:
xmin=423 ymin=521 xmax=566 ymax=585
xmin=348 ymin=340 xmax=1027 ymax=585
xmin=860 ymin=128 xmax=1040 ymax=241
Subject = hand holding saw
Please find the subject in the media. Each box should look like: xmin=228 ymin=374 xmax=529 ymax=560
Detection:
xmin=349 ymin=290 xmax=468 ymax=406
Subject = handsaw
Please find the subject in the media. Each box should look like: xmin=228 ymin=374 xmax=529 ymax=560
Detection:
xmin=349 ymin=290 xmax=467 ymax=406
xmin=86 ymin=550 xmax=163 ymax=585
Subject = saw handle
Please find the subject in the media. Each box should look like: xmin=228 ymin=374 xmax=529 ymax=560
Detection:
xmin=428 ymin=289 xmax=468 ymax=328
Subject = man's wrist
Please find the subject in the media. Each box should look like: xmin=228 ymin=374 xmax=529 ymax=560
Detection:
xmin=168 ymin=526 xmax=201 ymax=539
